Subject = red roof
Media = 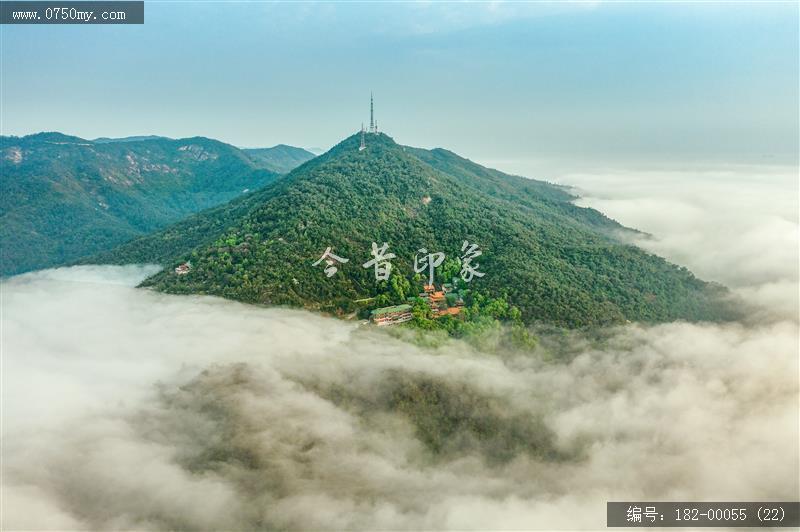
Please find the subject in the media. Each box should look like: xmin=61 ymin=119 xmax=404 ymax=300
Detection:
xmin=436 ymin=307 xmax=461 ymax=317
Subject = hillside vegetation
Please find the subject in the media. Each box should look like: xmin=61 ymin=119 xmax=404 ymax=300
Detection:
xmin=93 ymin=132 xmax=733 ymax=328
xmin=1 ymin=132 xmax=314 ymax=275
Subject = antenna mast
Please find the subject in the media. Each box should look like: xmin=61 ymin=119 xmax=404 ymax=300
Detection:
xmin=369 ymin=92 xmax=375 ymax=133
xmin=359 ymin=123 xmax=366 ymax=151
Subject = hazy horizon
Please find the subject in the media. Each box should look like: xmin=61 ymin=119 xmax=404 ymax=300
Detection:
xmin=5 ymin=126 xmax=798 ymax=181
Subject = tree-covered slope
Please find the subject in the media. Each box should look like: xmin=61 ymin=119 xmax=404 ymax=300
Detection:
xmin=94 ymin=132 xmax=732 ymax=327
xmin=0 ymin=132 xmax=284 ymax=275
xmin=243 ymin=145 xmax=316 ymax=174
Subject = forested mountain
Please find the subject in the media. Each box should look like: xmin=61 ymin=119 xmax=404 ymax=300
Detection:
xmin=243 ymin=145 xmax=316 ymax=174
xmin=92 ymin=131 xmax=732 ymax=328
xmin=93 ymin=135 xmax=170 ymax=144
xmin=0 ymin=133 xmax=313 ymax=275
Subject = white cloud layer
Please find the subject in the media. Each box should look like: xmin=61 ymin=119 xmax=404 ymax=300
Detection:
xmin=2 ymin=166 xmax=798 ymax=530
xmin=557 ymin=165 xmax=799 ymax=320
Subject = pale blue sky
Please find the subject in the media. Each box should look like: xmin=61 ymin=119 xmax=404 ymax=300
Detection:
xmin=1 ymin=2 xmax=797 ymax=175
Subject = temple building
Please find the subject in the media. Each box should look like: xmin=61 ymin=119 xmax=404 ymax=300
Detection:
xmin=370 ymin=304 xmax=413 ymax=326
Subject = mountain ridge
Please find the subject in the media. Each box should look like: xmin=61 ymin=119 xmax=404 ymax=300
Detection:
xmin=1 ymin=132 xmax=315 ymax=275
xmin=242 ymin=144 xmax=316 ymax=174
xmin=91 ymin=130 xmax=733 ymax=328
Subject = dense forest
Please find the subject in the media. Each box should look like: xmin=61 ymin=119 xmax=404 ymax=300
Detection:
xmin=93 ymin=131 xmax=735 ymax=328
xmin=0 ymin=132 xmax=313 ymax=275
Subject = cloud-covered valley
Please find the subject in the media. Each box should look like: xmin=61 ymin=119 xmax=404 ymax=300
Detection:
xmin=2 ymin=166 xmax=798 ymax=530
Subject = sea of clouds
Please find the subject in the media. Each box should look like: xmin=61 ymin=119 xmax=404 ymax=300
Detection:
xmin=2 ymin=166 xmax=798 ymax=530
xmin=558 ymin=166 xmax=798 ymax=318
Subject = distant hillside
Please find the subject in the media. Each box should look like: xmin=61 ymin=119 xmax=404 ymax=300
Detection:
xmin=93 ymin=138 xmax=317 ymax=173
xmin=243 ymin=145 xmax=316 ymax=174
xmin=93 ymin=132 xmax=733 ymax=328
xmin=93 ymin=135 xmax=170 ymax=144
xmin=0 ymin=132 xmax=283 ymax=275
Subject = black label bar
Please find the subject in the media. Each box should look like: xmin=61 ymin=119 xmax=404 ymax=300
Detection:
xmin=1 ymin=1 xmax=143 ymax=24
xmin=608 ymin=502 xmax=800 ymax=527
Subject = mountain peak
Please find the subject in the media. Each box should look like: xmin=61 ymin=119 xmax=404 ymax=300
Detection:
xmin=327 ymin=130 xmax=399 ymax=155
xmin=96 ymin=134 xmax=733 ymax=328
